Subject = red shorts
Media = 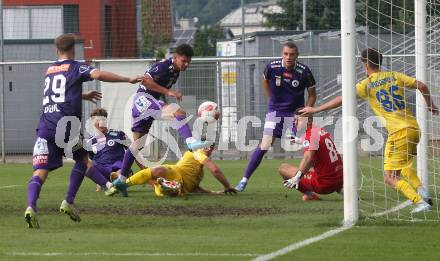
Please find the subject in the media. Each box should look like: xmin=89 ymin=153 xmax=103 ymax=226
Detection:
xmin=298 ymin=170 xmax=343 ymax=194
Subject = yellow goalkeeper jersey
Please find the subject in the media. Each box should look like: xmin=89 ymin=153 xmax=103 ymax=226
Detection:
xmin=176 ymin=149 xmax=208 ymax=193
xmin=356 ymin=71 xmax=420 ymax=135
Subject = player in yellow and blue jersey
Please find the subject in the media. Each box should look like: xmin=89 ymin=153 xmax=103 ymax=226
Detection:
xmin=300 ymin=48 xmax=438 ymax=214
xmin=108 ymin=144 xmax=237 ymax=197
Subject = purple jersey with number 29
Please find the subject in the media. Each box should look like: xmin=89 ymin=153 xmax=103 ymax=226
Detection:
xmin=36 ymin=60 xmax=96 ymax=140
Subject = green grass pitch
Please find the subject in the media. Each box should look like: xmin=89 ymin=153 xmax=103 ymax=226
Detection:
xmin=1 ymin=159 xmax=440 ymax=261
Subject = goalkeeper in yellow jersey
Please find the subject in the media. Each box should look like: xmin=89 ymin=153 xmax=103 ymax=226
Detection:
xmin=108 ymin=144 xmax=237 ymax=197
xmin=300 ymin=48 xmax=438 ymax=214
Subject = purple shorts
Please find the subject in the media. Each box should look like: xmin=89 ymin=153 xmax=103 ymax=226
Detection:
xmin=93 ymin=160 xmax=131 ymax=180
xmin=32 ymin=136 xmax=87 ymax=171
xmin=263 ymin=111 xmax=296 ymax=138
xmin=131 ymin=93 xmax=165 ymax=133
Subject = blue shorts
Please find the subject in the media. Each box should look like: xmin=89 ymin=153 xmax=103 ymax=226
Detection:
xmin=262 ymin=111 xmax=296 ymax=138
xmin=32 ymin=136 xmax=87 ymax=171
xmin=131 ymin=93 xmax=165 ymax=133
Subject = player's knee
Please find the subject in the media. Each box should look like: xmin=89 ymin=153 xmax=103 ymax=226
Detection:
xmin=278 ymin=164 xmax=290 ymax=178
xmin=32 ymin=169 xmax=49 ymax=182
xmin=383 ymin=173 xmax=396 ymax=187
xmin=174 ymin=108 xmax=186 ymax=117
xmin=152 ymin=167 xmax=166 ymax=179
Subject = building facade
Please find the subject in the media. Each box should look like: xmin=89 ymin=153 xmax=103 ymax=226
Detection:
xmin=4 ymin=0 xmax=137 ymax=59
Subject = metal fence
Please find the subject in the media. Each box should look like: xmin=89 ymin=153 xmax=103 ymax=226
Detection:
xmin=1 ymin=55 xmax=440 ymax=163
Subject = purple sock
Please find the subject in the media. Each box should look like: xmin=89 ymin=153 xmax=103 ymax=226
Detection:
xmin=65 ymin=162 xmax=86 ymax=204
xmin=27 ymin=176 xmax=43 ymax=211
xmin=86 ymin=166 xmax=108 ymax=186
xmin=120 ymin=150 xmax=135 ymax=177
xmin=243 ymin=147 xmax=267 ymax=179
xmin=175 ymin=115 xmax=192 ymax=140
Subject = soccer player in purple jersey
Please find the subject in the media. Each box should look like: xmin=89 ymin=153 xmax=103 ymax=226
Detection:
xmin=235 ymin=42 xmax=317 ymax=192
xmin=25 ymin=33 xmax=142 ymax=228
xmin=113 ymin=44 xmax=212 ymax=196
xmin=84 ymin=108 xmax=133 ymax=194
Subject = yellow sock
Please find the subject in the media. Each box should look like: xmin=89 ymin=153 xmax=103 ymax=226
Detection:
xmin=127 ymin=168 xmax=152 ymax=185
xmin=395 ymin=179 xmax=422 ymax=204
xmin=401 ymin=164 xmax=422 ymax=190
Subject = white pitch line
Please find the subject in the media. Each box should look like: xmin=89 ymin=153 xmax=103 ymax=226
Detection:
xmin=369 ymin=200 xmax=412 ymax=217
xmin=252 ymin=225 xmax=353 ymax=261
xmin=0 ymin=185 xmax=20 ymax=189
xmin=8 ymin=252 xmax=259 ymax=257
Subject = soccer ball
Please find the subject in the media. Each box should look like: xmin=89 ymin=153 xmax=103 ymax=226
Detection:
xmin=197 ymin=101 xmax=220 ymax=123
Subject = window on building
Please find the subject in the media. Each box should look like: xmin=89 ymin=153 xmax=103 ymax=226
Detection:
xmin=63 ymin=5 xmax=79 ymax=34
xmin=4 ymin=6 xmax=63 ymax=40
xmin=104 ymin=5 xmax=113 ymax=57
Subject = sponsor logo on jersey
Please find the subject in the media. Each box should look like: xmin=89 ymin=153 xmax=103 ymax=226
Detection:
xmin=107 ymin=140 xmax=116 ymax=146
xmin=33 ymin=155 xmax=48 ymax=166
xmin=275 ymin=76 xmax=282 ymax=87
xmin=46 ymin=64 xmax=70 ymax=75
xmin=150 ymin=66 xmax=159 ymax=73
xmin=283 ymin=72 xmax=293 ymax=79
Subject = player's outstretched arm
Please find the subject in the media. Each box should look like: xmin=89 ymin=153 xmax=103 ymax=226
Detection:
xmin=414 ymin=80 xmax=439 ymax=115
xmin=141 ymin=76 xmax=182 ymax=101
xmin=90 ymin=70 xmax=142 ymax=83
xmin=82 ymin=90 xmax=102 ymax=104
xmin=299 ymin=96 xmax=342 ymax=116
xmin=203 ymin=158 xmax=237 ymax=195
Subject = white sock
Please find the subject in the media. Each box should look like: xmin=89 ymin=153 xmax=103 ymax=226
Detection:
xmin=185 ymin=137 xmax=196 ymax=145
xmin=118 ymin=175 xmax=127 ymax=182
xmin=417 ymin=186 xmax=430 ymax=198
xmin=105 ymin=182 xmax=113 ymax=189
xmin=240 ymin=177 xmax=248 ymax=183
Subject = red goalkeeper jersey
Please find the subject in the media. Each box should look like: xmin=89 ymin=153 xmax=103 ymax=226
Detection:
xmin=303 ymin=127 xmax=343 ymax=179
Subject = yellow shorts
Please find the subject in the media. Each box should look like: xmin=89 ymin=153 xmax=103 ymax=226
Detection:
xmin=156 ymin=164 xmax=203 ymax=196
xmin=384 ymin=128 xmax=420 ymax=170
xmin=160 ymin=164 xmax=183 ymax=184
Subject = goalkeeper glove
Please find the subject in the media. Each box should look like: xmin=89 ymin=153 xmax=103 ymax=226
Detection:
xmin=283 ymin=170 xmax=303 ymax=189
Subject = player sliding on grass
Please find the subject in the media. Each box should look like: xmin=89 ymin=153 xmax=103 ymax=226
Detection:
xmin=84 ymin=108 xmax=134 ymax=194
xmin=108 ymin=144 xmax=237 ymax=197
xmin=279 ymin=109 xmax=343 ymax=200
xmin=113 ymin=44 xmax=213 ymax=194
xmin=25 ymin=33 xmax=142 ymax=228
xmin=235 ymin=41 xmax=317 ymax=192
xmin=300 ymin=48 xmax=438 ymax=214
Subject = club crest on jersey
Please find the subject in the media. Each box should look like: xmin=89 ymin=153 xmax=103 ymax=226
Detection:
xmin=107 ymin=140 xmax=116 ymax=147
xmin=79 ymin=64 xmax=90 ymax=73
xmin=292 ymin=80 xmax=300 ymax=88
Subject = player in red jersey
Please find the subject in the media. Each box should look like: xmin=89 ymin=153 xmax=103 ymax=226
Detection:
xmin=279 ymin=108 xmax=343 ymax=200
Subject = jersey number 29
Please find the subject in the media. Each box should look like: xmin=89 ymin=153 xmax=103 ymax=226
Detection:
xmin=43 ymin=75 xmax=66 ymax=105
